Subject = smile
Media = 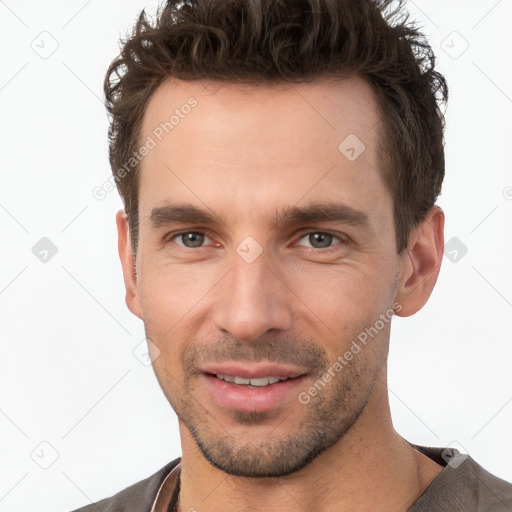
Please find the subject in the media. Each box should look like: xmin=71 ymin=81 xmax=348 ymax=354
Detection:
xmin=216 ymin=374 xmax=290 ymax=387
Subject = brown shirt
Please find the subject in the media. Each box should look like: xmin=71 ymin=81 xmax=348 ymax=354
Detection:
xmin=70 ymin=445 xmax=512 ymax=511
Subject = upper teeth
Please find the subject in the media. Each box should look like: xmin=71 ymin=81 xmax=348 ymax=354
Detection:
xmin=216 ymin=374 xmax=288 ymax=387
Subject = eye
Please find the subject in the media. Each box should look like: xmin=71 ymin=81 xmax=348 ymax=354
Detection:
xmin=296 ymin=232 xmax=345 ymax=250
xmin=172 ymin=231 xmax=212 ymax=248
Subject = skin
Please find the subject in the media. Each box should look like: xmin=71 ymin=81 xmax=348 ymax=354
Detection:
xmin=116 ymin=75 xmax=445 ymax=511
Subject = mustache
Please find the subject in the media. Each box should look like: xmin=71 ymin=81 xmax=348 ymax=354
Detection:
xmin=183 ymin=335 xmax=329 ymax=375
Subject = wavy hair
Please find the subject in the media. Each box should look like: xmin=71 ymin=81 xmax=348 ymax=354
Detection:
xmin=105 ymin=0 xmax=448 ymax=254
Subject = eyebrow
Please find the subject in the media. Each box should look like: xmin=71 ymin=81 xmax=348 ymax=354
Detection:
xmin=149 ymin=202 xmax=370 ymax=230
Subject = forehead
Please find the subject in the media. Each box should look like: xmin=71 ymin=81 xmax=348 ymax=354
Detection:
xmin=138 ymin=75 xmax=391 ymax=230
xmin=141 ymin=75 xmax=382 ymax=152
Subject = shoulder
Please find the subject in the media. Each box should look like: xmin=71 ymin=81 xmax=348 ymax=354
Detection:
xmin=411 ymin=445 xmax=512 ymax=512
xmin=467 ymin=456 xmax=512 ymax=511
xmin=68 ymin=458 xmax=181 ymax=512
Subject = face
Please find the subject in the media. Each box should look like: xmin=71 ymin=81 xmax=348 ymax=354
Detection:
xmin=121 ymin=76 xmax=409 ymax=477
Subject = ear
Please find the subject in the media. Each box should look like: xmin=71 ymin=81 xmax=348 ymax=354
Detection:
xmin=116 ymin=209 xmax=143 ymax=319
xmin=394 ymin=206 xmax=444 ymax=317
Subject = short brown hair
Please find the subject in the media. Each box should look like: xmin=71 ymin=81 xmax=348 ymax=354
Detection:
xmin=105 ymin=0 xmax=447 ymax=255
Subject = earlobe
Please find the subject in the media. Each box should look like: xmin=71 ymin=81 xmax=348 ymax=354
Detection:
xmin=394 ymin=206 xmax=445 ymax=317
xmin=116 ymin=209 xmax=143 ymax=319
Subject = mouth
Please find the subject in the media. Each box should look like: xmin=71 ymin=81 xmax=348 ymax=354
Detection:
xmin=215 ymin=374 xmax=293 ymax=387
xmin=199 ymin=363 xmax=307 ymax=413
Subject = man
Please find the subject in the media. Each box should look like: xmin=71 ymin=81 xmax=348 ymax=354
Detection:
xmin=72 ymin=0 xmax=512 ymax=510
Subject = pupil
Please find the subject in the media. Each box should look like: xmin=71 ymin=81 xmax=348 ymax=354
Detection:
xmin=310 ymin=233 xmax=332 ymax=248
xmin=183 ymin=233 xmax=204 ymax=247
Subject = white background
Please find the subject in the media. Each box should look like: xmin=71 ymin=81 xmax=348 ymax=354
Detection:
xmin=0 ymin=1 xmax=511 ymax=510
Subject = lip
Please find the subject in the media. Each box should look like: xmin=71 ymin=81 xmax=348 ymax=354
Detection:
xmin=200 ymin=362 xmax=307 ymax=413
xmin=201 ymin=362 xmax=305 ymax=380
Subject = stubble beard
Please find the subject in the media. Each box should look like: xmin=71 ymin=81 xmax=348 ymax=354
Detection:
xmin=158 ymin=335 xmax=386 ymax=478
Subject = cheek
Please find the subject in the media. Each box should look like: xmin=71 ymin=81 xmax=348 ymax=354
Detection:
xmin=289 ymin=260 xmax=395 ymax=331
xmin=138 ymin=260 xmax=222 ymax=331
xmin=137 ymin=260 xmax=227 ymax=381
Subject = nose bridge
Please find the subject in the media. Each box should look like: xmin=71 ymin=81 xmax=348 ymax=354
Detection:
xmin=212 ymin=248 xmax=293 ymax=341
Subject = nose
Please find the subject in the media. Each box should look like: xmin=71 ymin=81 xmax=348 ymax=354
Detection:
xmin=212 ymin=250 xmax=294 ymax=342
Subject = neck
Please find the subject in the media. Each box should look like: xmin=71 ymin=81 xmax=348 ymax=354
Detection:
xmin=177 ymin=368 xmax=442 ymax=512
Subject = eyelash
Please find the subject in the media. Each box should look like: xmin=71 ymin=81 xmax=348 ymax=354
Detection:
xmin=166 ymin=229 xmax=349 ymax=252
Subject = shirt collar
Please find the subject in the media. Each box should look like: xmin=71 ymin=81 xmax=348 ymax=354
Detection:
xmin=151 ymin=462 xmax=181 ymax=512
